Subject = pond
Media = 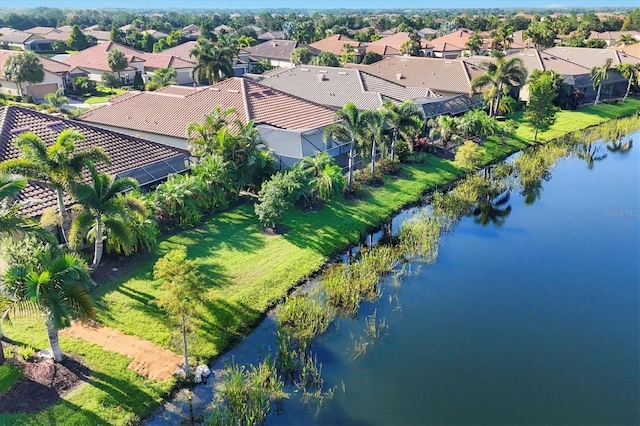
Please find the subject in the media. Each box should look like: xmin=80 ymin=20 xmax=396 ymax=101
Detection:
xmin=148 ymin=126 xmax=639 ymax=426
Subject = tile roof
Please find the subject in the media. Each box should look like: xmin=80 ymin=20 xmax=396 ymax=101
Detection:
xmin=248 ymin=65 xmax=434 ymax=110
xmin=364 ymin=44 xmax=401 ymax=56
xmin=24 ymin=26 xmax=56 ymax=35
xmin=588 ymin=31 xmax=640 ymax=41
xmin=56 ymin=25 xmax=74 ymax=32
xmin=257 ymin=31 xmax=285 ymax=41
xmin=543 ymin=46 xmax=640 ymax=69
xmin=160 ymin=41 xmax=196 ymax=60
xmin=428 ymin=29 xmax=477 ymax=51
xmin=0 ymin=28 xmax=41 ymax=44
xmin=348 ymin=56 xmax=484 ymax=95
xmin=82 ymin=29 xmax=111 ymax=41
xmin=244 ymin=39 xmax=320 ymax=61
xmin=310 ymin=34 xmax=363 ymax=56
xmin=608 ymin=43 xmax=640 ymax=58
xmin=367 ymin=32 xmax=432 ymax=50
xmin=0 ymin=50 xmax=74 ymax=76
xmin=0 ymin=106 xmax=188 ymax=217
xmin=63 ymin=41 xmax=193 ymax=73
xmin=77 ymin=77 xmax=336 ymax=139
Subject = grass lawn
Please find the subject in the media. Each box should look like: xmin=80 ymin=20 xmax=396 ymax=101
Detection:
xmin=0 ymin=364 xmax=22 ymax=394
xmin=1 ymin=98 xmax=639 ymax=425
xmin=83 ymin=87 xmax=127 ymax=105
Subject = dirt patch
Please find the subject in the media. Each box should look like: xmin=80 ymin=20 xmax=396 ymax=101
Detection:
xmin=61 ymin=320 xmax=182 ymax=381
xmin=262 ymin=224 xmax=290 ymax=236
xmin=0 ymin=355 xmax=91 ymax=414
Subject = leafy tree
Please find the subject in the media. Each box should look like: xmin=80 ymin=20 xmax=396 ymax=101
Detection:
xmin=471 ymin=51 xmax=527 ymax=117
xmin=151 ymin=67 xmax=177 ymax=87
xmin=101 ymin=72 xmax=122 ymax=93
xmin=68 ymin=161 xmax=141 ymax=270
xmin=141 ymin=32 xmax=155 ymax=52
xmin=585 ymin=39 xmax=607 ymax=49
xmin=362 ymin=51 xmax=383 ymax=65
xmin=133 ymin=70 xmax=144 ymax=90
xmin=310 ymin=51 xmax=340 ymax=67
xmin=3 ymin=52 xmax=45 ymax=97
xmin=51 ymin=40 xmax=69 ymax=52
xmin=254 ymin=170 xmax=301 ymax=229
xmin=73 ymin=76 xmax=97 ymax=96
xmin=523 ymin=20 xmax=556 ymax=48
xmin=380 ymin=100 xmax=425 ymax=160
xmin=44 ymin=88 xmax=69 ymax=109
xmin=340 ymin=44 xmax=356 ymax=65
xmin=323 ymin=102 xmax=376 ymax=192
xmin=153 ymin=30 xmax=184 ymax=52
xmin=525 ymin=70 xmax=561 ymax=141
xmin=290 ymin=47 xmax=312 ymax=65
xmin=427 ymin=115 xmax=462 ymax=153
xmin=107 ymin=49 xmax=128 ymax=78
xmin=0 ymin=130 xmax=109 ymax=243
xmin=1 ymin=248 xmax=95 ymax=362
xmin=621 ymin=9 xmax=640 ymax=31
xmin=153 ymin=246 xmax=205 ymax=377
xmin=615 ymin=63 xmax=639 ymax=101
xmin=455 ymin=140 xmax=486 ymax=169
xmin=67 ymin=24 xmax=89 ymax=50
xmin=109 ymin=26 xmax=125 ymax=44
xmin=590 ymin=57 xmax=613 ymax=106
xmin=399 ymin=32 xmax=422 ymax=56
xmin=190 ymin=37 xmax=235 ymax=84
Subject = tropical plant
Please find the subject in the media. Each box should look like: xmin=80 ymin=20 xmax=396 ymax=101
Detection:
xmin=290 ymin=47 xmax=312 ymax=65
xmin=68 ymin=161 xmax=141 ymax=270
xmin=616 ymin=34 xmax=638 ymax=46
xmin=379 ymin=100 xmax=425 ymax=161
xmin=363 ymin=110 xmax=386 ymax=173
xmin=3 ymin=51 xmax=45 ymax=97
xmin=590 ymin=57 xmax=613 ymax=106
xmin=254 ymin=170 xmax=302 ymax=229
xmin=457 ymin=109 xmax=500 ymax=142
xmin=323 ymin=102 xmax=375 ymax=192
xmin=427 ymin=115 xmax=463 ymax=152
xmin=187 ymin=107 xmax=237 ymax=157
xmin=465 ymin=32 xmax=483 ymax=55
xmin=491 ymin=25 xmax=514 ymax=53
xmin=525 ymin=70 xmax=562 ymax=141
xmin=151 ymin=67 xmax=177 ymax=87
xmin=190 ymin=37 xmax=235 ymax=84
xmin=362 ymin=51 xmax=383 ymax=65
xmin=0 ymin=248 xmax=95 ymax=362
xmin=295 ymin=153 xmax=344 ymax=204
xmin=44 ymin=88 xmax=69 ymax=109
xmin=310 ymin=51 xmax=340 ymax=67
xmin=151 ymin=174 xmax=207 ymax=229
xmin=236 ymin=34 xmax=257 ymax=48
xmin=190 ymin=154 xmax=236 ymax=209
xmin=470 ymin=51 xmax=527 ymax=117
xmin=0 ymin=130 xmax=110 ymax=243
xmin=106 ymin=49 xmax=128 ymax=78
xmin=67 ymin=24 xmax=90 ymax=51
xmin=455 ymin=140 xmax=486 ymax=169
xmin=615 ymin=63 xmax=639 ymax=102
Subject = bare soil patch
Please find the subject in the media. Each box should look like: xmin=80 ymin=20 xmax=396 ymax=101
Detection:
xmin=0 ymin=355 xmax=91 ymax=414
xmin=61 ymin=320 xmax=182 ymax=381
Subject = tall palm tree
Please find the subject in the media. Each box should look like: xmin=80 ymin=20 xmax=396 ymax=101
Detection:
xmin=190 ymin=37 xmax=235 ymax=84
xmin=380 ymin=100 xmax=425 ymax=161
xmin=614 ymin=63 xmax=639 ymax=102
xmin=187 ymin=107 xmax=237 ymax=157
xmin=590 ymin=58 xmax=613 ymax=106
xmin=465 ymin=33 xmax=483 ymax=56
xmin=323 ymin=102 xmax=375 ymax=192
xmin=236 ymin=35 xmax=256 ymax=48
xmin=0 ymin=130 xmax=110 ymax=243
xmin=1 ymin=248 xmax=95 ymax=362
xmin=296 ymin=152 xmax=344 ymax=203
xmin=470 ymin=51 xmax=527 ymax=117
xmin=68 ymin=161 xmax=141 ymax=270
xmin=364 ymin=110 xmax=386 ymax=173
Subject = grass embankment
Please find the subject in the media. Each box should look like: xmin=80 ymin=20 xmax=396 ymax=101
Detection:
xmin=2 ymin=98 xmax=639 ymax=425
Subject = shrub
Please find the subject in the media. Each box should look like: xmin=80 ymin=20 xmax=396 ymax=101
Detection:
xmin=73 ymin=77 xmax=97 ymax=96
xmin=353 ymin=167 xmax=384 ymax=187
xmin=395 ymin=140 xmax=410 ymax=162
xmin=145 ymin=80 xmax=161 ymax=91
xmin=455 ymin=140 xmax=486 ymax=170
xmin=376 ymin=158 xmax=401 ymax=175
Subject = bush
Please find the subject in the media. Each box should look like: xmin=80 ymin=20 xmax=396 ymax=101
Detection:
xmin=376 ymin=158 xmax=401 ymax=175
xmin=145 ymin=80 xmax=161 ymax=91
xmin=73 ymin=77 xmax=97 ymax=96
xmin=353 ymin=167 xmax=384 ymax=187
xmin=395 ymin=140 xmax=410 ymax=162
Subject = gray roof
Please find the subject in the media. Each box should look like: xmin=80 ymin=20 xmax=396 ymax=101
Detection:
xmin=543 ymin=46 xmax=640 ymax=69
xmin=244 ymin=39 xmax=320 ymax=62
xmin=246 ymin=65 xmax=436 ymax=110
xmin=0 ymin=28 xmax=42 ymax=44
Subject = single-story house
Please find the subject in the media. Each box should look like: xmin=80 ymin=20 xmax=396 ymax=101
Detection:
xmin=310 ymin=34 xmax=367 ymax=64
xmin=161 ymin=41 xmax=250 ymax=77
xmin=588 ymin=31 xmax=640 ymax=47
xmin=76 ymin=77 xmax=347 ymax=168
xmin=243 ymin=39 xmax=321 ymax=69
xmin=366 ymin=32 xmax=435 ymax=57
xmin=0 ymin=28 xmax=54 ymax=52
xmin=0 ymin=105 xmax=191 ymax=217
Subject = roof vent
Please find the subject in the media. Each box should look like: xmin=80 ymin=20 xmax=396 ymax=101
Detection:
xmin=396 ymin=73 xmax=404 ymax=80
xmin=10 ymin=126 xmax=30 ymax=135
xmin=227 ymin=89 xmax=240 ymax=93
xmin=272 ymin=42 xmax=278 ymax=47
xmin=301 ymin=68 xmax=310 ymax=71
xmin=210 ymin=87 xmax=220 ymax=91
xmin=46 ymin=120 xmax=64 ymax=127
xmin=338 ymin=71 xmax=347 ymax=75
xmin=319 ymin=70 xmax=328 ymax=73
xmin=317 ymin=74 xmax=327 ymax=82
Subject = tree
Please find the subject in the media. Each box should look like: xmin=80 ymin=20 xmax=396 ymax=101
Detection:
xmin=101 ymin=72 xmax=122 ymax=93
xmin=67 ymin=24 xmax=89 ymax=50
xmin=455 ymin=140 xmax=486 ymax=169
xmin=141 ymin=32 xmax=155 ymax=52
xmin=295 ymin=153 xmax=344 ymax=203
xmin=1 ymin=248 xmax=95 ymax=362
xmin=253 ymin=59 xmax=274 ymax=74
xmin=363 ymin=110 xmax=385 ymax=173
xmin=0 ymin=130 xmax=109 ymax=243
xmin=471 ymin=51 xmax=527 ymax=117
xmin=621 ymin=9 xmax=640 ymax=31
xmin=427 ymin=115 xmax=462 ymax=153
xmin=523 ymin=21 xmax=556 ymax=48
xmin=73 ymin=76 xmax=97 ymax=96
xmin=187 ymin=107 xmax=237 ymax=157
xmin=380 ymin=100 xmax=425 ymax=161
xmin=617 ymin=34 xmax=638 ymax=47
xmin=153 ymin=246 xmax=205 ymax=377
xmin=106 ymin=49 xmax=128 ymax=78
xmin=3 ymin=51 xmax=45 ymax=97
xmin=109 ymin=26 xmax=125 ymax=44
xmin=133 ymin=70 xmax=144 ymax=90
xmin=585 ymin=39 xmax=607 ymax=49
xmin=310 ymin=51 xmax=340 ymax=67
xmin=254 ymin=170 xmax=301 ymax=229
xmin=590 ymin=57 xmax=613 ymax=106
xmin=525 ymin=70 xmax=561 ymax=141
xmin=190 ymin=37 xmax=235 ymax=84
xmin=615 ymin=63 xmax=639 ymax=102
xmin=68 ymin=161 xmax=141 ymax=270
xmin=492 ymin=25 xmax=514 ymax=53
xmin=151 ymin=67 xmax=177 ymax=87
xmin=362 ymin=51 xmax=383 ymax=65
xmin=153 ymin=30 xmax=185 ymax=53
xmin=465 ymin=33 xmax=483 ymax=55
xmin=400 ymin=33 xmax=422 ymax=57
xmin=236 ymin=34 xmax=256 ymax=48
xmin=458 ymin=109 xmax=501 ymax=142
xmin=340 ymin=44 xmax=356 ymax=65
xmin=323 ymin=102 xmax=375 ymax=192
xmin=44 ymin=88 xmax=69 ymax=109
xmin=290 ymin=47 xmax=312 ymax=65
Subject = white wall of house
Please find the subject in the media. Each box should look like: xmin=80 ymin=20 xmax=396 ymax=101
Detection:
xmin=0 ymin=70 xmax=63 ymax=97
xmin=269 ymin=58 xmax=295 ymax=69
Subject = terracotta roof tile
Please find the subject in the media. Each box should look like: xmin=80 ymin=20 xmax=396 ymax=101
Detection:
xmin=0 ymin=50 xmax=73 ymax=76
xmin=310 ymin=34 xmax=363 ymax=56
xmin=244 ymin=39 xmax=320 ymax=61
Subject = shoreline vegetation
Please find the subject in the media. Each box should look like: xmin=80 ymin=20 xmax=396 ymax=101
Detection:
xmin=1 ymin=99 xmax=640 ymax=425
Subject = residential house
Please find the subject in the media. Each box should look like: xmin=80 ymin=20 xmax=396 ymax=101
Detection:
xmin=243 ymin=39 xmax=321 ymax=69
xmin=82 ymin=29 xmax=111 ymax=44
xmin=0 ymin=50 xmax=88 ymax=99
xmin=348 ymin=56 xmax=486 ymax=97
xmin=257 ymin=31 xmax=285 ymax=42
xmin=246 ymin=65 xmax=437 ymax=110
xmin=24 ymin=26 xmax=71 ymax=43
xmin=429 ymin=28 xmax=491 ymax=58
xmin=588 ymin=31 xmax=640 ymax=47
xmin=608 ymin=43 xmax=640 ymax=59
xmin=77 ymin=77 xmax=348 ymax=168
xmin=417 ymin=28 xmax=438 ymax=39
xmin=161 ymin=41 xmax=250 ymax=76
xmin=62 ymin=41 xmax=195 ymax=85
xmin=0 ymin=105 xmax=190 ymax=217
xmin=366 ymin=32 xmax=434 ymax=57
xmin=182 ymin=24 xmax=201 ymax=41
xmin=0 ymin=28 xmax=54 ymax=52
xmin=544 ymin=46 xmax=640 ymax=69
xmin=310 ymin=34 xmax=366 ymax=64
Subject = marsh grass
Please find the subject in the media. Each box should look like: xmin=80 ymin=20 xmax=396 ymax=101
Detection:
xmin=275 ymin=293 xmax=336 ymax=345
xmin=398 ymin=214 xmax=442 ymax=263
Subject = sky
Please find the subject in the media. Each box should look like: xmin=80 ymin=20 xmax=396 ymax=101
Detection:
xmin=2 ymin=0 xmax=638 ymax=9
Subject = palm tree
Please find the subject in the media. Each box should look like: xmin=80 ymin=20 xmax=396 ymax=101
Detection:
xmin=616 ymin=34 xmax=638 ymax=46
xmin=427 ymin=115 xmax=462 ymax=154
xmin=473 ymin=192 xmax=512 ymax=227
xmin=458 ymin=109 xmax=500 ymax=143
xmin=492 ymin=26 xmax=514 ymax=54
xmin=380 ymin=100 xmax=425 ymax=161
xmin=470 ymin=51 xmax=527 ymax=117
xmin=590 ymin=58 xmax=613 ymax=106
xmin=575 ymin=142 xmax=607 ymax=169
xmin=465 ymin=33 xmax=483 ymax=56
xmin=68 ymin=161 xmax=141 ymax=270
xmin=3 ymin=51 xmax=45 ymax=97
xmin=187 ymin=107 xmax=237 ymax=157
xmin=1 ymin=248 xmax=95 ymax=362
xmin=44 ymin=88 xmax=69 ymax=110
xmin=106 ymin=49 xmax=128 ymax=79
xmin=614 ymin=63 xmax=639 ymax=102
xmin=151 ymin=67 xmax=177 ymax=87
xmin=236 ymin=35 xmax=256 ymax=48
xmin=0 ymin=130 xmax=110 ymax=243
xmin=296 ymin=152 xmax=345 ymax=203
xmin=364 ymin=110 xmax=386 ymax=173
xmin=0 ymin=173 xmax=56 ymax=244
xmin=190 ymin=37 xmax=235 ymax=84
xmin=323 ymin=102 xmax=375 ymax=192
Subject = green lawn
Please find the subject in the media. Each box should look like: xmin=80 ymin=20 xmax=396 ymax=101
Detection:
xmin=0 ymin=364 xmax=22 ymax=394
xmin=83 ymin=87 xmax=127 ymax=105
xmin=2 ymin=98 xmax=639 ymax=425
